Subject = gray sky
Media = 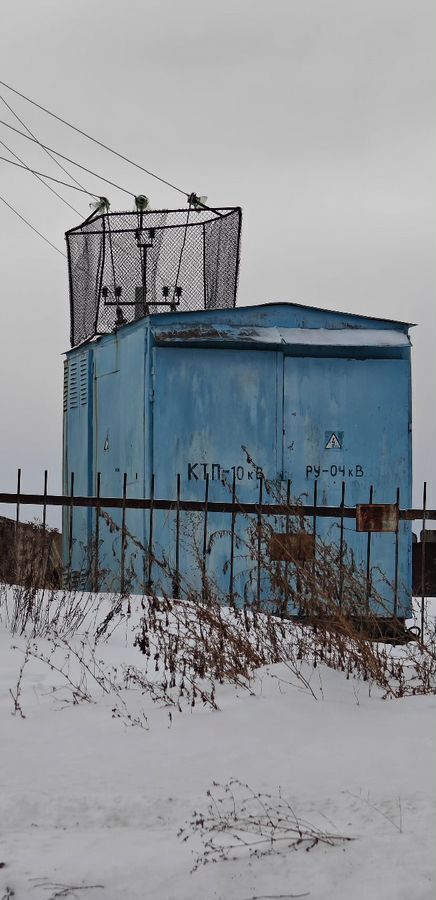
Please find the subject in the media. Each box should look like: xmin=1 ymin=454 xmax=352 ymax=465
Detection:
xmin=0 ymin=0 xmax=434 ymax=511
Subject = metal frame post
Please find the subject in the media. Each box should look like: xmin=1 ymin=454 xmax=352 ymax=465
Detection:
xmin=14 ymin=468 xmax=21 ymax=583
xmin=174 ymin=473 xmax=181 ymax=599
xmin=41 ymin=469 xmax=48 ymax=587
xmin=229 ymin=470 xmax=236 ymax=606
xmin=420 ymin=481 xmax=427 ymax=643
xmin=93 ymin=472 xmax=101 ymax=593
xmin=338 ymin=480 xmax=346 ymax=608
xmin=365 ymin=484 xmax=374 ymax=613
xmin=282 ymin=478 xmax=291 ymax=616
xmin=256 ymin=476 xmax=263 ymax=606
xmin=147 ymin=474 xmax=155 ymax=593
xmin=120 ymin=472 xmax=127 ymax=594
xmin=68 ymin=471 xmax=74 ymax=589
xmin=393 ymin=486 xmax=400 ymax=618
xmin=202 ymin=474 xmax=209 ymax=602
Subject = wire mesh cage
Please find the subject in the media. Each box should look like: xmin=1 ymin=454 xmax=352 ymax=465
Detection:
xmin=66 ymin=207 xmax=242 ymax=347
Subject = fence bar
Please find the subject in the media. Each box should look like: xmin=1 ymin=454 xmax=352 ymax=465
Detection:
xmin=283 ymin=478 xmax=291 ymax=615
xmin=256 ymin=477 xmax=263 ymax=606
xmin=174 ymin=473 xmax=181 ymax=599
xmin=365 ymin=484 xmax=374 ymax=612
xmin=338 ymin=480 xmax=345 ymax=608
xmin=68 ymin=471 xmax=75 ymax=588
xmin=311 ymin=479 xmax=318 ymax=607
xmin=312 ymin=479 xmax=318 ymax=543
xmin=14 ymin=468 xmax=21 ymax=583
xmin=39 ymin=469 xmax=49 ymax=587
xmin=147 ymin=473 xmax=155 ymax=593
xmin=42 ymin=470 xmax=48 ymax=532
xmin=421 ymin=481 xmax=427 ymax=643
xmin=229 ymin=471 xmax=237 ymax=606
xmin=202 ymin=474 xmax=210 ymax=602
xmin=393 ymin=487 xmax=400 ymax=617
xmin=120 ymin=472 xmax=127 ymax=595
xmin=15 ymin=468 xmax=21 ymax=533
xmin=93 ymin=472 xmax=101 ymax=593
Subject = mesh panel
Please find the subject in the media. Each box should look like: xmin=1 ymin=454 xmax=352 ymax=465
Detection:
xmin=66 ymin=207 xmax=241 ymax=347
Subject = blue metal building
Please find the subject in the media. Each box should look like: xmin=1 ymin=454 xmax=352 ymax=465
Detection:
xmin=63 ymin=300 xmax=413 ymax=615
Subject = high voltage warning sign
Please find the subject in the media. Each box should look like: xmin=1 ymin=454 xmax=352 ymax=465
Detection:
xmin=325 ymin=431 xmax=343 ymax=450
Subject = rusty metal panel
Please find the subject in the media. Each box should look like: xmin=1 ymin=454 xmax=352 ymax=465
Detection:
xmin=269 ymin=532 xmax=315 ymax=562
xmin=412 ymin=539 xmax=436 ymax=596
xmin=356 ymin=503 xmax=399 ymax=533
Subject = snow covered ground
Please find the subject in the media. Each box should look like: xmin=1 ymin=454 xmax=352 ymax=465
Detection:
xmin=0 ymin=591 xmax=435 ymax=900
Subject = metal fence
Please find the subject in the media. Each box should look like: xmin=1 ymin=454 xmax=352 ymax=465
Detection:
xmin=0 ymin=470 xmax=434 ymax=641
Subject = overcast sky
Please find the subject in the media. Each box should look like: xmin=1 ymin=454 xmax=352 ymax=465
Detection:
xmin=0 ymin=0 xmax=434 ymax=514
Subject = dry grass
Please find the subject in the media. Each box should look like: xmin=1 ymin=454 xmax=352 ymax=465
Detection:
xmin=179 ymin=779 xmax=354 ymax=870
xmin=1 ymin=481 xmax=435 ymax=726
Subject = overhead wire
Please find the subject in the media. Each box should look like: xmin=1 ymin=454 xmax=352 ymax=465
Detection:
xmin=0 ymin=118 xmax=136 ymax=203
xmin=0 ymin=153 xmax=100 ymax=197
xmin=0 ymin=134 xmax=83 ymax=217
xmin=0 ymin=191 xmax=66 ymax=257
xmin=0 ymin=78 xmax=189 ymax=198
xmin=0 ymin=91 xmax=87 ymax=193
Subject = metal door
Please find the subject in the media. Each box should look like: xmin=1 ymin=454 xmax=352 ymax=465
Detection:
xmin=283 ymin=357 xmax=411 ymax=616
xmin=94 ymin=344 xmax=146 ymax=591
xmin=151 ymin=347 xmax=280 ymax=599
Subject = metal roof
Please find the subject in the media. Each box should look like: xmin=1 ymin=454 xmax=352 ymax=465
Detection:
xmin=251 ymin=301 xmax=415 ymax=328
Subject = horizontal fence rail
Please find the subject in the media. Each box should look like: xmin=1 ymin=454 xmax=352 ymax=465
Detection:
xmin=0 ymin=492 xmax=436 ymax=520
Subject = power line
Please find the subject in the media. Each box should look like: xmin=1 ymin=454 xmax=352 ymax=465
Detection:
xmin=0 ymin=191 xmax=66 ymax=257
xmin=0 ymin=154 xmax=100 ymax=197
xmin=0 ymin=91 xmax=87 ymax=192
xmin=0 ymin=134 xmax=83 ymax=217
xmin=0 ymin=78 xmax=189 ymax=198
xmin=0 ymin=118 xmax=135 ymax=201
